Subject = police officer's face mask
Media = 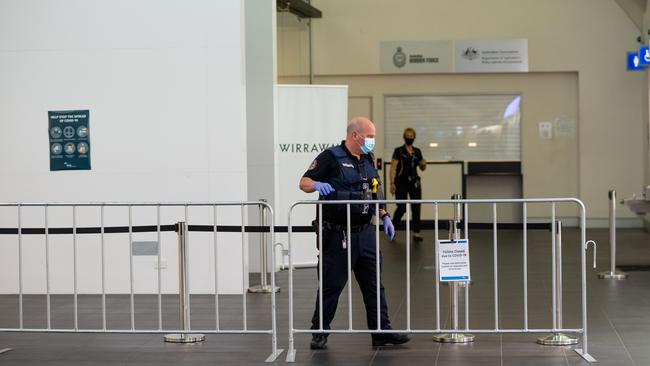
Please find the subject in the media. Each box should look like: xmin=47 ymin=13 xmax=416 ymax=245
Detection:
xmin=404 ymin=137 xmax=415 ymax=146
xmin=356 ymin=133 xmax=375 ymax=154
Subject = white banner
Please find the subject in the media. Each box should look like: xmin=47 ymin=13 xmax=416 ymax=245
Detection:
xmin=455 ymin=39 xmax=528 ymax=73
xmin=275 ymin=85 xmax=349 ymax=267
xmin=380 ymin=40 xmax=453 ymax=74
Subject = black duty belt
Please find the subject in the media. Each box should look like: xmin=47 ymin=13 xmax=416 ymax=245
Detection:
xmin=321 ymin=221 xmax=371 ymax=233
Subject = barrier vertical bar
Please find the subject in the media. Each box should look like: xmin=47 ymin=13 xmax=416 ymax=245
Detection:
xmin=185 ymin=205 xmax=192 ymax=331
xmin=434 ymin=203 xmax=440 ymax=331
xmin=493 ymin=203 xmax=499 ymax=331
xmin=406 ymin=203 xmax=411 ymax=331
xmin=45 ymin=205 xmax=51 ymax=330
xmin=17 ymin=205 xmax=23 ymax=330
xmin=128 ymin=205 xmax=134 ymax=331
xmin=240 ymin=205 xmax=247 ymax=331
xmin=164 ymin=221 xmax=204 ymax=343
xmin=265 ymin=203 xmax=284 ymax=362
xmin=575 ymin=201 xmax=597 ymax=362
xmin=598 ymin=190 xmax=628 ymax=279
xmin=523 ymin=202 xmax=528 ymax=331
xmin=318 ymin=203 xmax=323 ymax=331
xmin=551 ymin=204 xmax=557 ymax=330
xmin=377 ymin=202 xmax=382 ymax=332
xmin=347 ymin=204 xmax=352 ymax=331
xmin=463 ymin=202 xmax=469 ymax=331
xmin=213 ymin=205 xmax=220 ymax=331
xmin=261 ymin=201 xmax=268 ymax=289
xmin=286 ymin=205 xmax=296 ymax=362
xmin=73 ymin=205 xmax=78 ymax=331
xmin=101 ymin=205 xmax=107 ymax=331
xmin=156 ymin=205 xmax=162 ymax=331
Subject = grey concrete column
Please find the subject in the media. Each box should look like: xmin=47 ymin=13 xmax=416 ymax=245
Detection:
xmin=245 ymin=0 xmax=277 ymax=272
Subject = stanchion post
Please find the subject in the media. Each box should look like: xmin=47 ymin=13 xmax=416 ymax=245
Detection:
xmin=249 ymin=200 xmax=280 ymax=293
xmin=598 ymin=190 xmax=628 ymax=280
xmin=538 ymin=220 xmax=578 ymax=346
xmin=164 ymin=221 xmax=205 ymax=343
xmin=433 ymin=194 xmax=474 ymax=343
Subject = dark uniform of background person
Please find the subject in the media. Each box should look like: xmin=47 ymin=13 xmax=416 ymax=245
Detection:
xmin=299 ymin=117 xmax=410 ymax=350
xmin=389 ymin=128 xmax=427 ymax=242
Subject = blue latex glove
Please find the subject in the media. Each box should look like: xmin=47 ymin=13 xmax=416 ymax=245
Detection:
xmin=383 ymin=215 xmax=395 ymax=240
xmin=314 ymin=181 xmax=335 ymax=196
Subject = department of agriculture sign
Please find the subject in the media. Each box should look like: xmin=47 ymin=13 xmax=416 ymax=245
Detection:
xmin=455 ymin=39 xmax=528 ymax=73
xmin=380 ymin=40 xmax=453 ymax=73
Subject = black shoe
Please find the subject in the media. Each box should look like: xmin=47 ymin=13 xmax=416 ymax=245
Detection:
xmin=310 ymin=334 xmax=328 ymax=349
xmin=372 ymin=333 xmax=411 ymax=347
xmin=413 ymin=233 xmax=423 ymax=242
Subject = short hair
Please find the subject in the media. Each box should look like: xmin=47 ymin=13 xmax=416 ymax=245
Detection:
xmin=403 ymin=127 xmax=416 ymax=138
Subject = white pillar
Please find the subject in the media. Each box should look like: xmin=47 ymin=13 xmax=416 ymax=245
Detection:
xmin=245 ymin=0 xmax=277 ymax=272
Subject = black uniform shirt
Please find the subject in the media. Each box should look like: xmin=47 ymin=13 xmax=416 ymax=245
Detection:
xmin=392 ymin=145 xmax=423 ymax=183
xmin=303 ymin=141 xmax=380 ymax=225
xmin=303 ymin=141 xmax=374 ymax=182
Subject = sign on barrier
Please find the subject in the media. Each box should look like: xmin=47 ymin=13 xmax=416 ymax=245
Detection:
xmin=438 ymin=239 xmax=471 ymax=282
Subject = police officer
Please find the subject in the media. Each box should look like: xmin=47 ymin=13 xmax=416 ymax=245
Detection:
xmin=299 ymin=117 xmax=410 ymax=349
xmin=389 ymin=127 xmax=427 ymax=242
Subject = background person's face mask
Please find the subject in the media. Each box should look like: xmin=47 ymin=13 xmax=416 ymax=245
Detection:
xmin=404 ymin=137 xmax=414 ymax=146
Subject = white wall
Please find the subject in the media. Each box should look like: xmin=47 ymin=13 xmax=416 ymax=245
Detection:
xmin=0 ymin=0 xmax=249 ymax=294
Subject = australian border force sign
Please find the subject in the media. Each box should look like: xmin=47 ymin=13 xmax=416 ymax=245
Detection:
xmin=438 ymin=239 xmax=471 ymax=281
xmin=380 ymin=40 xmax=453 ymax=73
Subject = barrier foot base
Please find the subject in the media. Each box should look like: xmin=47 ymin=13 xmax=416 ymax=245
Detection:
xmin=248 ymin=285 xmax=281 ymax=293
xmin=0 ymin=348 xmax=12 ymax=355
xmin=433 ymin=333 xmax=475 ymax=343
xmin=285 ymin=348 xmax=296 ymax=363
xmin=574 ymin=348 xmax=597 ymax=362
xmin=441 ymin=281 xmax=473 ymax=287
xmin=598 ymin=270 xmax=628 ymax=280
xmin=265 ymin=348 xmax=284 ymax=362
xmin=537 ymin=333 xmax=578 ymax=346
xmin=163 ymin=333 xmax=205 ymax=343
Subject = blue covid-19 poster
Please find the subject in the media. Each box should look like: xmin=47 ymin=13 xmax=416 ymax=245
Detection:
xmin=48 ymin=110 xmax=91 ymax=171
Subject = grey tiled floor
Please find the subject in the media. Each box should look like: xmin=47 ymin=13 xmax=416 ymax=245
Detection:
xmin=1 ymin=227 xmax=649 ymax=365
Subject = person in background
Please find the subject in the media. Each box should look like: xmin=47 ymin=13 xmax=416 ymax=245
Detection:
xmin=389 ymin=127 xmax=427 ymax=242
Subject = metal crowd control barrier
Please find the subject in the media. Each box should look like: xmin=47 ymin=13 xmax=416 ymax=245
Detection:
xmin=0 ymin=202 xmax=283 ymax=363
xmin=598 ymin=190 xmax=628 ymax=280
xmin=285 ymin=198 xmax=597 ymax=363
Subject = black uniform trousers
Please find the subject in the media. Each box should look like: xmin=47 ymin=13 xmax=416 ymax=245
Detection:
xmin=310 ymin=224 xmax=391 ymax=333
xmin=393 ymin=179 xmax=422 ymax=233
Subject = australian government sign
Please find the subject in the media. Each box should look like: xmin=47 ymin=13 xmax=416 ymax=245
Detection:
xmin=380 ymin=39 xmax=528 ymax=73
xmin=455 ymin=39 xmax=528 ymax=72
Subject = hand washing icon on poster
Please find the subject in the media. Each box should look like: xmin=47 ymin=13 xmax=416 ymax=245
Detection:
xmin=48 ymin=110 xmax=91 ymax=171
